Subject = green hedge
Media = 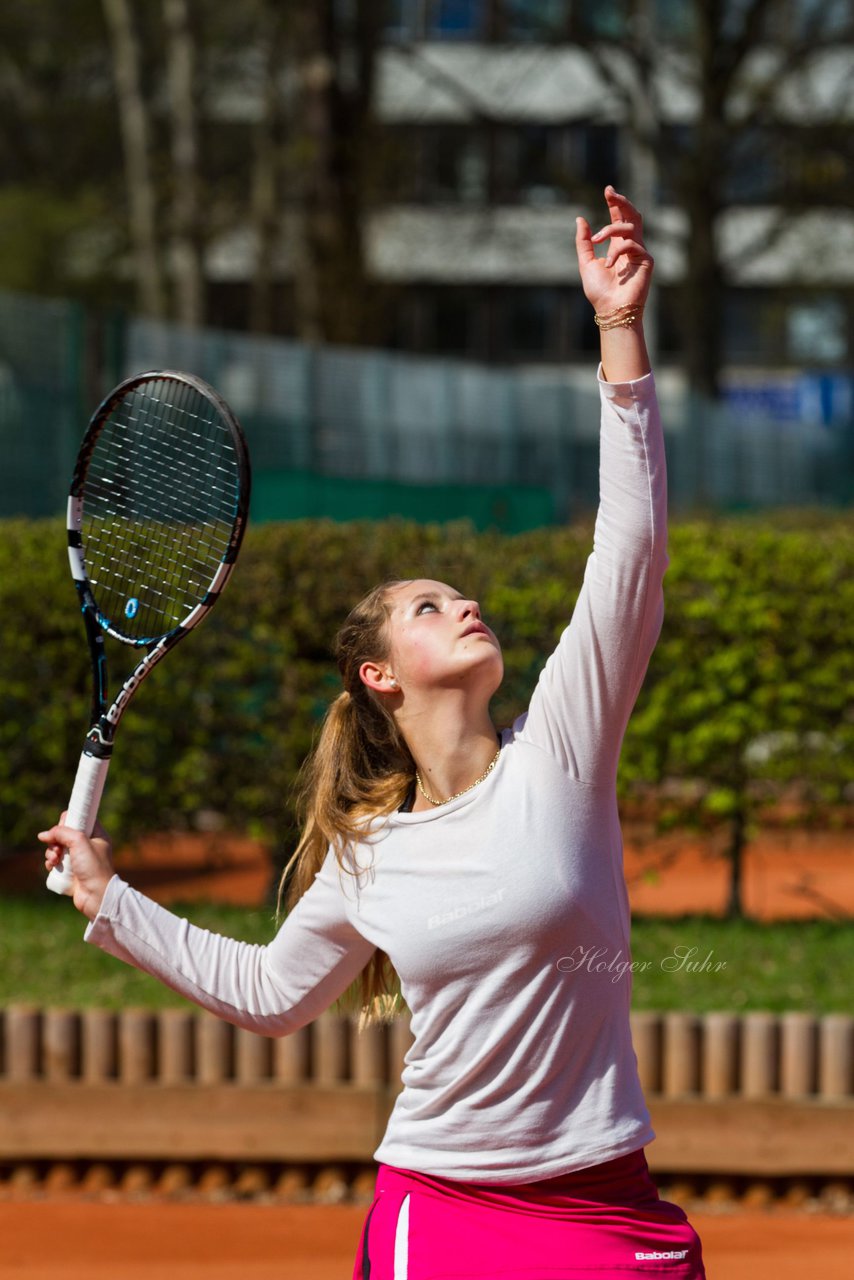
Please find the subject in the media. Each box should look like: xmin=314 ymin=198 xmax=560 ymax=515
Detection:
xmin=2 ymin=515 xmax=852 ymax=884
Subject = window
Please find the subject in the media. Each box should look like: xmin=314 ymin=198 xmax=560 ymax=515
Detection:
xmin=579 ymin=124 xmax=620 ymax=191
xmin=431 ymin=288 xmax=482 ymax=354
xmin=727 ymin=129 xmax=783 ymax=203
xmin=495 ymin=124 xmax=620 ymax=204
xmin=427 ymin=0 xmax=485 ymax=39
xmin=431 ymin=130 xmax=488 ymax=202
xmin=420 ymin=128 xmax=488 ymax=203
xmin=504 ymin=1 xmax=569 ymax=40
xmin=499 ymin=126 xmax=566 ymax=205
xmin=787 ymin=296 xmax=848 ymax=365
xmin=574 ymin=0 xmax=627 ymax=39
xmin=722 ymin=291 xmax=783 ymax=364
xmin=384 ymin=0 xmax=418 ymax=39
xmin=656 ymin=124 xmax=692 ymax=204
xmin=504 ymin=287 xmax=564 ymax=359
xmin=653 ymin=0 xmax=696 ymax=40
xmin=788 ymin=0 xmax=852 ymax=39
xmin=384 ymin=0 xmax=486 ymax=41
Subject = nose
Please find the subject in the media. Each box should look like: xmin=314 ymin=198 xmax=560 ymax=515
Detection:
xmin=458 ymin=598 xmax=481 ymax=621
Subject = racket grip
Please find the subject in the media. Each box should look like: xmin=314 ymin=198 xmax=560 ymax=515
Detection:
xmin=46 ymin=752 xmax=112 ymax=896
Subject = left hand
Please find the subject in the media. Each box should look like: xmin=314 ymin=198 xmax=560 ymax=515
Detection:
xmin=576 ymin=186 xmax=654 ymax=317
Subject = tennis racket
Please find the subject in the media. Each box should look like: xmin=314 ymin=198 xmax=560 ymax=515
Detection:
xmin=46 ymin=370 xmax=251 ymax=895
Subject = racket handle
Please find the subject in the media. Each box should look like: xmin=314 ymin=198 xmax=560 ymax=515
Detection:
xmin=46 ymin=752 xmax=112 ymax=896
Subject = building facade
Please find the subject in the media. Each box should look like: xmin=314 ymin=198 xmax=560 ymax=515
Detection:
xmin=204 ymin=1 xmax=853 ymax=388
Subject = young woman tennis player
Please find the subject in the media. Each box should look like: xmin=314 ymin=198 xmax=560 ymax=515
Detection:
xmin=41 ymin=188 xmax=706 ymax=1278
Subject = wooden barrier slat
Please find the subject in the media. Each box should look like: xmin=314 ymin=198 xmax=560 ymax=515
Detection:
xmin=702 ymin=1013 xmax=739 ymax=1098
xmin=741 ymin=1012 xmax=778 ymax=1097
xmin=235 ymin=1028 xmax=272 ymax=1084
xmin=314 ymin=1011 xmax=349 ymax=1083
xmin=43 ymin=1009 xmax=79 ymax=1083
xmin=819 ymin=1014 xmax=854 ymax=1100
xmin=197 ymin=1013 xmax=233 ymax=1083
xmin=662 ymin=1013 xmax=700 ymax=1097
xmin=273 ymin=1027 xmax=310 ymax=1083
xmin=81 ymin=1010 xmax=116 ymax=1083
xmin=647 ymin=1098 xmax=854 ymax=1176
xmin=780 ymin=1012 xmax=817 ymax=1098
xmin=4 ymin=1007 xmax=40 ymax=1082
xmin=630 ymin=1012 xmax=662 ymax=1095
xmin=158 ymin=1010 xmax=194 ymax=1084
xmin=0 ymin=1083 xmax=388 ymax=1162
xmin=119 ymin=1010 xmax=155 ymax=1084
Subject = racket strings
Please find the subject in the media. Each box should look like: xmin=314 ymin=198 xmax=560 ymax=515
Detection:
xmin=81 ymin=378 xmax=241 ymax=640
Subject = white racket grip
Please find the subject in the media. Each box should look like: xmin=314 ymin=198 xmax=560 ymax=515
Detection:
xmin=46 ymin=752 xmax=112 ymax=896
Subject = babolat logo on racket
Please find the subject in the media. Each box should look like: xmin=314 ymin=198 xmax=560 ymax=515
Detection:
xmin=107 ymin=640 xmax=171 ymax=723
xmin=124 ymin=597 xmax=140 ymax=619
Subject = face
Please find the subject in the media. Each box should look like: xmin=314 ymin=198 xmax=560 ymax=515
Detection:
xmin=379 ymin=579 xmax=503 ymax=697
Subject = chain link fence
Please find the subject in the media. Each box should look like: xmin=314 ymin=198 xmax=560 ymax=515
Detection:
xmin=1 ymin=290 xmax=850 ymax=529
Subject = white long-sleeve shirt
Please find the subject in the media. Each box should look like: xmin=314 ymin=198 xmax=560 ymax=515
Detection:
xmin=86 ymin=366 xmax=668 ymax=1184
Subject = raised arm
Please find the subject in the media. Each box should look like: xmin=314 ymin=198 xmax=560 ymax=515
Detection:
xmin=515 ymin=189 xmax=668 ymax=786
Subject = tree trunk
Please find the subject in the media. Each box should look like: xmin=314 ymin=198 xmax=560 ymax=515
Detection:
xmin=248 ymin=1 xmax=288 ymax=335
xmin=679 ymin=0 xmax=728 ymax=399
xmin=290 ymin=0 xmax=382 ymax=346
xmin=163 ymin=0 xmax=204 ymax=326
xmin=680 ymin=186 xmax=726 ymax=400
xmin=102 ymin=0 xmax=165 ymax=319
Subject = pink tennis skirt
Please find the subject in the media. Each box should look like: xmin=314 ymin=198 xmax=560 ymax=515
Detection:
xmin=353 ymin=1148 xmax=706 ymax=1279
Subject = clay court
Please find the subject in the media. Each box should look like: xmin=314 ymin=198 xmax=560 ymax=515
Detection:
xmin=1 ymin=1200 xmax=852 ymax=1280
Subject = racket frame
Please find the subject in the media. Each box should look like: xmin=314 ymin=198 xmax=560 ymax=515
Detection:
xmin=47 ymin=370 xmax=251 ymax=895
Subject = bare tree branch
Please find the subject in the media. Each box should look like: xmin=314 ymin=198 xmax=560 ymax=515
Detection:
xmin=102 ymin=0 xmax=165 ymax=319
xmin=163 ymin=0 xmax=204 ymax=326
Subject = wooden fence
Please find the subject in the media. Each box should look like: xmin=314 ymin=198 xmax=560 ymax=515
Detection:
xmin=1 ymin=1007 xmax=852 ymax=1180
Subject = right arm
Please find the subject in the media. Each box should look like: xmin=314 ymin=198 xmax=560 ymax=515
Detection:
xmin=38 ymin=823 xmax=376 ymax=1035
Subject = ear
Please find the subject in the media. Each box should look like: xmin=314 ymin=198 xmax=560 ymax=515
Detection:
xmin=359 ymin=660 xmax=397 ymax=694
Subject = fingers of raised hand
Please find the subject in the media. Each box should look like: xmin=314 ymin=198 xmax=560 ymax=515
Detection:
xmin=605 ymin=185 xmax=643 ymax=223
xmin=575 ymin=215 xmax=596 ymax=264
xmin=591 ymin=222 xmax=651 ymax=270
xmin=608 ymin=244 xmax=653 ymax=273
xmin=591 ymin=220 xmax=640 ymax=245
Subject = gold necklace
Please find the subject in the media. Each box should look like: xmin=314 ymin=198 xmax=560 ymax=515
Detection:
xmin=415 ymin=744 xmax=502 ymax=807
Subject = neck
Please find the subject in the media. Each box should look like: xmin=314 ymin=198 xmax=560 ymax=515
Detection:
xmin=400 ymin=695 xmax=499 ymax=810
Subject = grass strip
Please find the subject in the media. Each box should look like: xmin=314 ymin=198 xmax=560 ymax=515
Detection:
xmin=0 ymin=897 xmax=849 ymax=1013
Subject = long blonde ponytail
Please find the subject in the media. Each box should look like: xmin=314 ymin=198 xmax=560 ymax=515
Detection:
xmin=278 ymin=581 xmax=413 ymax=1024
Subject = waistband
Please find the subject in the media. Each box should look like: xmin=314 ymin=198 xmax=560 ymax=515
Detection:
xmin=378 ymin=1147 xmax=663 ymax=1213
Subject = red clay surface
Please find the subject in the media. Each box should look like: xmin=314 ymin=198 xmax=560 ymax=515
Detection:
xmin=1 ymin=1202 xmax=852 ymax=1280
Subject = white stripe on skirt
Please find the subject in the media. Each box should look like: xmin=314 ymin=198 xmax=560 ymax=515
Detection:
xmin=394 ymin=1193 xmax=411 ymax=1279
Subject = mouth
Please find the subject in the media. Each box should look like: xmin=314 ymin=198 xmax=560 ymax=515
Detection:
xmin=461 ymin=622 xmax=491 ymax=639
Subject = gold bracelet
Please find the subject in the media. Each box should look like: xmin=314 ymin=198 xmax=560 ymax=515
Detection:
xmin=594 ymin=304 xmax=644 ymax=331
